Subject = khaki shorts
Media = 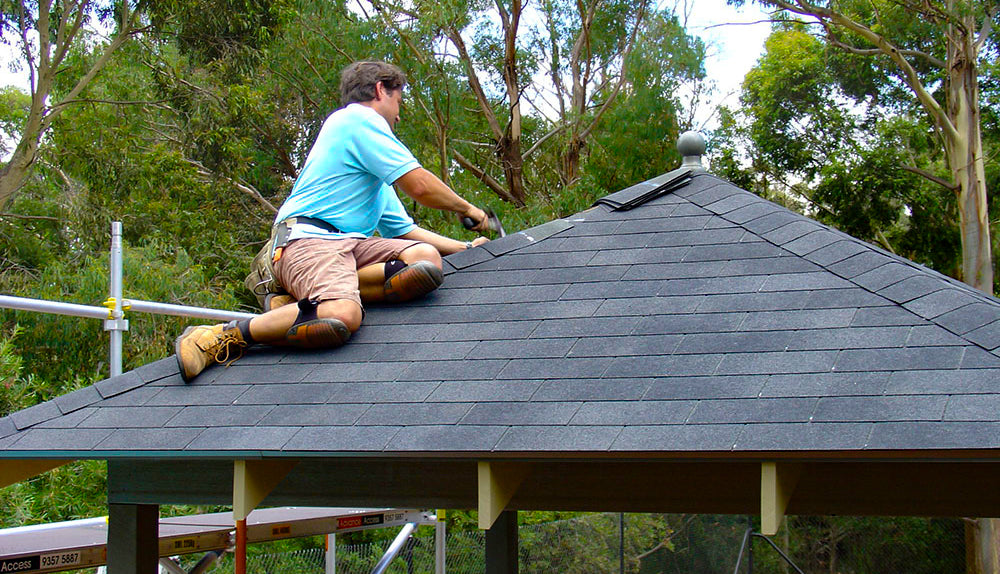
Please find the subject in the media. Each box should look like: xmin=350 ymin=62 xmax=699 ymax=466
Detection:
xmin=274 ymin=236 xmax=422 ymax=306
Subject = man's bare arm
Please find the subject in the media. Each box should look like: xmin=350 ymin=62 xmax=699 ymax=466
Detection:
xmin=399 ymin=226 xmax=489 ymax=255
xmin=394 ymin=167 xmax=489 ymax=231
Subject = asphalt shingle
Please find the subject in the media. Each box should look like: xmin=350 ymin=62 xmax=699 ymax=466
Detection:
xmin=6 ymin=170 xmax=1000 ymax=461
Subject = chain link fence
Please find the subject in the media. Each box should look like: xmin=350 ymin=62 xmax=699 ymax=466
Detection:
xmin=204 ymin=514 xmax=965 ymax=573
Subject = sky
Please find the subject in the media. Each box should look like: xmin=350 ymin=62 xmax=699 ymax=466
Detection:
xmin=680 ymin=0 xmax=774 ymax=129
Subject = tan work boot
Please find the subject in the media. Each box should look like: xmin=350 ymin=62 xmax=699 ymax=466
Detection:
xmin=175 ymin=323 xmax=247 ymax=382
xmin=285 ymin=318 xmax=351 ymax=349
xmin=264 ymin=293 xmax=295 ymax=312
xmin=383 ymin=261 xmax=443 ymax=303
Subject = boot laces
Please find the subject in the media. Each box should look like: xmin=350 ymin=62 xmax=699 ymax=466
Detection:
xmin=211 ymin=331 xmax=247 ymax=366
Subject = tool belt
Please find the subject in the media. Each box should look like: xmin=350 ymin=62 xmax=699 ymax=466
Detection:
xmin=243 ymin=216 xmax=342 ymax=309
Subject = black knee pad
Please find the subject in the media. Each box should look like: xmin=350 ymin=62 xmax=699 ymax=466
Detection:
xmin=293 ymin=298 xmax=320 ymax=327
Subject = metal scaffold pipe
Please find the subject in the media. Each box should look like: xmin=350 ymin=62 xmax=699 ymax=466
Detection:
xmin=0 ymin=221 xmax=259 ymax=378
xmin=106 ymin=222 xmax=126 ymax=377
xmin=123 ymin=300 xmax=255 ymax=322
xmin=0 ymin=295 xmax=110 ymax=320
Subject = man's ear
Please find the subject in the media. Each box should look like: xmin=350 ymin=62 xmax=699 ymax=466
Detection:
xmin=374 ymin=81 xmax=385 ymax=100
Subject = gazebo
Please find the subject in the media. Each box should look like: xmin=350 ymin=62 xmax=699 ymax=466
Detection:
xmin=2 ymin=138 xmax=1000 ymax=572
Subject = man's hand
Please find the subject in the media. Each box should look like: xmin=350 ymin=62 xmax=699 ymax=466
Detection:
xmin=461 ymin=206 xmax=490 ymax=232
xmin=470 ymin=236 xmax=490 ymax=248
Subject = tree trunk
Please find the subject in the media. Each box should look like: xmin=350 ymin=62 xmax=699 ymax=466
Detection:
xmin=968 ymin=519 xmax=1000 ymax=574
xmin=498 ymin=135 xmax=527 ymax=206
xmin=946 ymin=16 xmax=992 ymax=293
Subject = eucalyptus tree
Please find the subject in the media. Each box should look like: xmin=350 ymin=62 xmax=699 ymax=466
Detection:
xmin=0 ymin=0 xmax=146 ymax=211
xmin=730 ymin=0 xmax=998 ymax=293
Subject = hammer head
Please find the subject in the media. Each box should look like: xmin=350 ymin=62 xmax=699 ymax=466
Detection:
xmin=462 ymin=208 xmax=506 ymax=237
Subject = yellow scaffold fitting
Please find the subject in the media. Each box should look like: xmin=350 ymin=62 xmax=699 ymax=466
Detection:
xmin=101 ymin=297 xmax=125 ymax=319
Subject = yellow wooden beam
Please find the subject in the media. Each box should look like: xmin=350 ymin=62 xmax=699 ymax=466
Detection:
xmin=478 ymin=461 xmax=529 ymax=530
xmin=233 ymin=460 xmax=297 ymax=521
xmin=0 ymin=459 xmax=71 ymax=488
xmin=761 ymin=462 xmax=802 ymax=536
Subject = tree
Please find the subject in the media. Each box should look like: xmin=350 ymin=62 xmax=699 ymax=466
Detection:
xmin=0 ymin=0 xmax=146 ymax=210
xmin=730 ymin=0 xmax=998 ymax=293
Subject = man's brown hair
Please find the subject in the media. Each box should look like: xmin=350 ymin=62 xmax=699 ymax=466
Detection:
xmin=340 ymin=61 xmax=407 ymax=105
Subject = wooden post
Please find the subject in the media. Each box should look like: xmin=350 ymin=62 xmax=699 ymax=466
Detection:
xmin=107 ymin=503 xmax=158 ymax=574
xmin=485 ymin=510 xmax=518 ymax=574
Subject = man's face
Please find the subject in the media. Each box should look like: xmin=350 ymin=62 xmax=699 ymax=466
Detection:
xmin=375 ymin=82 xmax=403 ymax=130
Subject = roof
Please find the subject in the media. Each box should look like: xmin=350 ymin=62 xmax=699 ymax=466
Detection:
xmin=5 ymin=169 xmax=1000 ymax=459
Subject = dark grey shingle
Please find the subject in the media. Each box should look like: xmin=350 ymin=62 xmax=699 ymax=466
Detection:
xmin=611 ymin=424 xmax=742 ymax=451
xmin=934 ymin=303 xmax=1000 ymax=335
xmin=944 ymin=395 xmax=1000 ymax=421
xmin=716 ymin=350 xmax=838 ymax=376
xmin=813 ymin=396 xmax=947 ymax=422
xmin=964 ymin=320 xmax=1000 ymax=350
xmin=740 ymin=308 xmax=856 ymax=331
xmin=903 ymin=289 xmax=980 ymax=320
xmin=610 ymin=353 xmax=723 ymax=378
xmin=877 ymin=276 xmax=948 ymax=304
xmin=644 ymin=375 xmax=767 ymax=400
xmin=734 ymin=422 xmax=872 ymax=450
xmin=498 ymin=357 xmax=612 ymax=380
xmin=886 ymin=369 xmax=1000 ymax=395
xmin=759 ymin=272 xmax=854 ymax=292
xmin=674 ymin=331 xmax=792 ymax=355
xmin=852 ymin=263 xmax=922 ymax=292
xmin=80 ymin=406 xmax=182 ymax=429
xmin=146 ymin=384 xmax=249 ymax=406
xmin=326 ymin=382 xmax=438 ymax=404
xmin=11 ymin=401 xmax=62 ymax=431
xmin=9 ymin=428 xmax=113 ymax=451
xmin=570 ymin=400 xmax=695 ymax=425
xmin=136 ymin=358 xmax=182 ymax=384
xmin=97 ymin=428 xmax=203 ymax=450
xmin=784 ymin=326 xmax=910 ymax=351
xmin=388 ymin=425 xmax=508 ymax=451
xmin=189 ymin=426 xmax=303 ymax=451
xmin=760 ymin=372 xmax=888 ymax=398
xmin=595 ymin=295 xmax=704 ymax=317
xmin=165 ymin=405 xmax=274 ymax=428
xmin=460 ymin=402 xmax=581 ymax=425
xmin=404 ymin=359 xmax=509 ymax=382
xmin=469 ymin=338 xmax=575 ymax=360
xmin=721 ymin=201 xmax=783 ymax=225
xmin=803 ymin=240 xmax=870 ymax=267
xmin=826 ymin=251 xmax=896 ymax=279
xmin=687 ymin=398 xmax=818 ymax=423
xmin=570 ymin=334 xmax=682 ymax=358
xmin=54 ymin=386 xmax=102 ymax=415
xmin=95 ymin=371 xmax=145 ymax=399
xmin=356 ymin=403 xmax=473 ymax=426
xmin=867 ymin=422 xmax=1000 ymax=449
xmin=634 ymin=312 xmax=746 ymax=336
xmin=762 ymin=221 xmax=824 ymax=245
xmin=834 ymin=347 xmax=964 ymax=372
xmin=495 ymin=426 xmax=621 ymax=451
xmin=234 ymin=384 xmax=333 ymax=405
xmin=427 ymin=381 xmax=541 ymax=403
xmin=783 ymin=230 xmax=843 ymax=256
xmin=533 ymin=378 xmax=652 ymax=401
xmin=260 ymin=404 xmax=369 ymax=426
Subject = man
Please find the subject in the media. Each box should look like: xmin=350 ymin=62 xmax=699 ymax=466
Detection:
xmin=175 ymin=61 xmax=491 ymax=382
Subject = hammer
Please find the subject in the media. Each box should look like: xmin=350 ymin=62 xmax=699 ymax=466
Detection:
xmin=462 ymin=208 xmax=506 ymax=237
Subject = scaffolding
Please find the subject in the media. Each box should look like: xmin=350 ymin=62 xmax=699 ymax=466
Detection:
xmin=0 ymin=222 xmax=257 ymax=377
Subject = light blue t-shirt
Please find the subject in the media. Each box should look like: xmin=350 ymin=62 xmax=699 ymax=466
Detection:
xmin=275 ymin=103 xmax=421 ymax=240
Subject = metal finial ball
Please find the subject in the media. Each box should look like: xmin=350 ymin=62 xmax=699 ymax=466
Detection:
xmin=677 ymin=131 xmax=706 ymax=157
